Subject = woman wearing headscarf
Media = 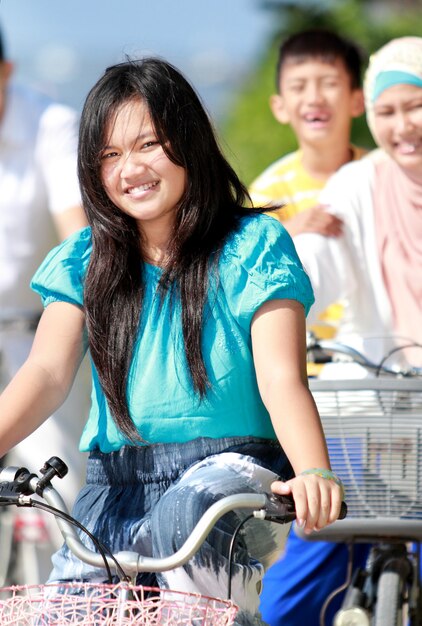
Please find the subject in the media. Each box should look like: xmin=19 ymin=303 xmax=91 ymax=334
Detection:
xmin=260 ymin=36 xmax=422 ymax=626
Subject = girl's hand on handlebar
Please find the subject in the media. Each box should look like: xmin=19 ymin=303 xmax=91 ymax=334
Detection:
xmin=270 ymin=473 xmax=343 ymax=534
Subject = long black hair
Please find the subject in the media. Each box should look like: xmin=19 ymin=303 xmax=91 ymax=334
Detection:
xmin=79 ymin=57 xmax=258 ymax=441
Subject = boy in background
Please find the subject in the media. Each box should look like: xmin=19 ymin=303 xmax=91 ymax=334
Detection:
xmin=249 ymin=29 xmax=365 ymax=239
xmin=251 ymin=30 xmax=369 ymax=626
xmin=250 ymin=29 xmax=366 ymax=343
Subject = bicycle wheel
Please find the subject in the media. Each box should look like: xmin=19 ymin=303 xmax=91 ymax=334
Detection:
xmin=374 ymin=570 xmax=405 ymax=626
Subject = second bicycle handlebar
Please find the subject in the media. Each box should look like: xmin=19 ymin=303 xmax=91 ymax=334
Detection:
xmin=306 ymin=332 xmax=422 ymax=378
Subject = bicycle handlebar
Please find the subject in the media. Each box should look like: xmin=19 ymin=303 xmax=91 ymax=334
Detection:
xmin=306 ymin=332 xmax=422 ymax=378
xmin=0 ymin=459 xmax=347 ymax=578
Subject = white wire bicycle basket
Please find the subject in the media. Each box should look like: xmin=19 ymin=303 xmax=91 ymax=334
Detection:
xmin=310 ymin=378 xmax=422 ymax=521
xmin=0 ymin=582 xmax=238 ymax=625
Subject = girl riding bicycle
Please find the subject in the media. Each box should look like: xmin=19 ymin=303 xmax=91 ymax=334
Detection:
xmin=0 ymin=58 xmax=343 ymax=624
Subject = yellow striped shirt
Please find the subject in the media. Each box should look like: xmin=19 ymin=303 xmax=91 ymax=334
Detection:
xmin=249 ymin=146 xmax=367 ymax=343
xmin=249 ymin=147 xmax=367 ymax=222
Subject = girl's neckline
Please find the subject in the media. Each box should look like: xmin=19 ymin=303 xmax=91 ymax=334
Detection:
xmin=143 ymin=260 xmax=163 ymax=272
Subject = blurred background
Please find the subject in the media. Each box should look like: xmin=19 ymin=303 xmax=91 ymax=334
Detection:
xmin=0 ymin=0 xmax=274 ymax=118
xmin=2 ymin=0 xmax=422 ymax=186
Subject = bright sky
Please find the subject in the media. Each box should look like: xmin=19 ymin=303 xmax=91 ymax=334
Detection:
xmin=0 ymin=0 xmax=275 ymax=119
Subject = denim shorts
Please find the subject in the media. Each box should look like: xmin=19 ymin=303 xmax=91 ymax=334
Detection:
xmin=49 ymin=436 xmax=293 ymax=626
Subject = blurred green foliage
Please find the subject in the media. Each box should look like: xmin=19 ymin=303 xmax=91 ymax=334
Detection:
xmin=222 ymin=0 xmax=422 ymax=185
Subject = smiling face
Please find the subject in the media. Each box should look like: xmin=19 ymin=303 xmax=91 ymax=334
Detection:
xmin=372 ymin=83 xmax=422 ymax=179
xmin=100 ymin=98 xmax=187 ymax=245
xmin=270 ymin=57 xmax=363 ymax=149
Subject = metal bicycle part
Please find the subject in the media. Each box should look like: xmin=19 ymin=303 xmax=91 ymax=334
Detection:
xmin=306 ymin=331 xmax=422 ymax=378
xmin=372 ymin=546 xmax=413 ymax=626
xmin=374 ymin=570 xmax=405 ymax=626
xmin=0 ymin=458 xmax=297 ymax=578
xmin=0 ymin=457 xmax=69 ymax=590
xmin=0 ymin=457 xmax=303 ymax=623
xmin=334 ymin=606 xmax=370 ymax=626
xmin=296 ymin=377 xmax=422 ymax=626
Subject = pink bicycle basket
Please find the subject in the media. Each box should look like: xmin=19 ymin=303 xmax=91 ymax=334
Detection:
xmin=0 ymin=582 xmax=238 ymax=625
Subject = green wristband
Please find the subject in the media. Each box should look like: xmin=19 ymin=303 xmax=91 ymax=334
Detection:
xmin=300 ymin=468 xmax=345 ymax=499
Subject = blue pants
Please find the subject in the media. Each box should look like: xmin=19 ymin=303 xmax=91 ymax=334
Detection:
xmin=49 ymin=436 xmax=293 ymax=626
xmin=259 ymin=529 xmax=370 ymax=626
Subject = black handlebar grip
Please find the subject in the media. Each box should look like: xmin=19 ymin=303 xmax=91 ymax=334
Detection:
xmin=339 ymin=501 xmax=348 ymax=520
xmin=267 ymin=493 xmax=348 ymax=521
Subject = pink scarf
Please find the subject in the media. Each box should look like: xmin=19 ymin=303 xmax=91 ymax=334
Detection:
xmin=373 ymin=153 xmax=422 ymax=364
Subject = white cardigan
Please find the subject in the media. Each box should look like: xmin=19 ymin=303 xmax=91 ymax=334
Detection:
xmin=294 ymin=150 xmax=402 ymax=366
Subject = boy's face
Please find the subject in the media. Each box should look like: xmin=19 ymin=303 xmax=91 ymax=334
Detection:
xmin=270 ymin=57 xmax=364 ymax=148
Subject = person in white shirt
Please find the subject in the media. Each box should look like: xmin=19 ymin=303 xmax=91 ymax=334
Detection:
xmin=261 ymin=36 xmax=422 ymax=626
xmin=295 ymin=38 xmax=422 ymax=373
xmin=0 ymin=29 xmax=89 ymax=512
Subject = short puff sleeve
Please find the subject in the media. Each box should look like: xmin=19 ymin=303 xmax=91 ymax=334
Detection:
xmin=31 ymin=226 xmax=92 ymax=308
xmin=220 ymin=214 xmax=314 ymax=330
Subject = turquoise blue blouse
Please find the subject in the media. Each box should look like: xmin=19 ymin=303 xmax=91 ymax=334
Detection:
xmin=31 ymin=214 xmax=314 ymax=452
